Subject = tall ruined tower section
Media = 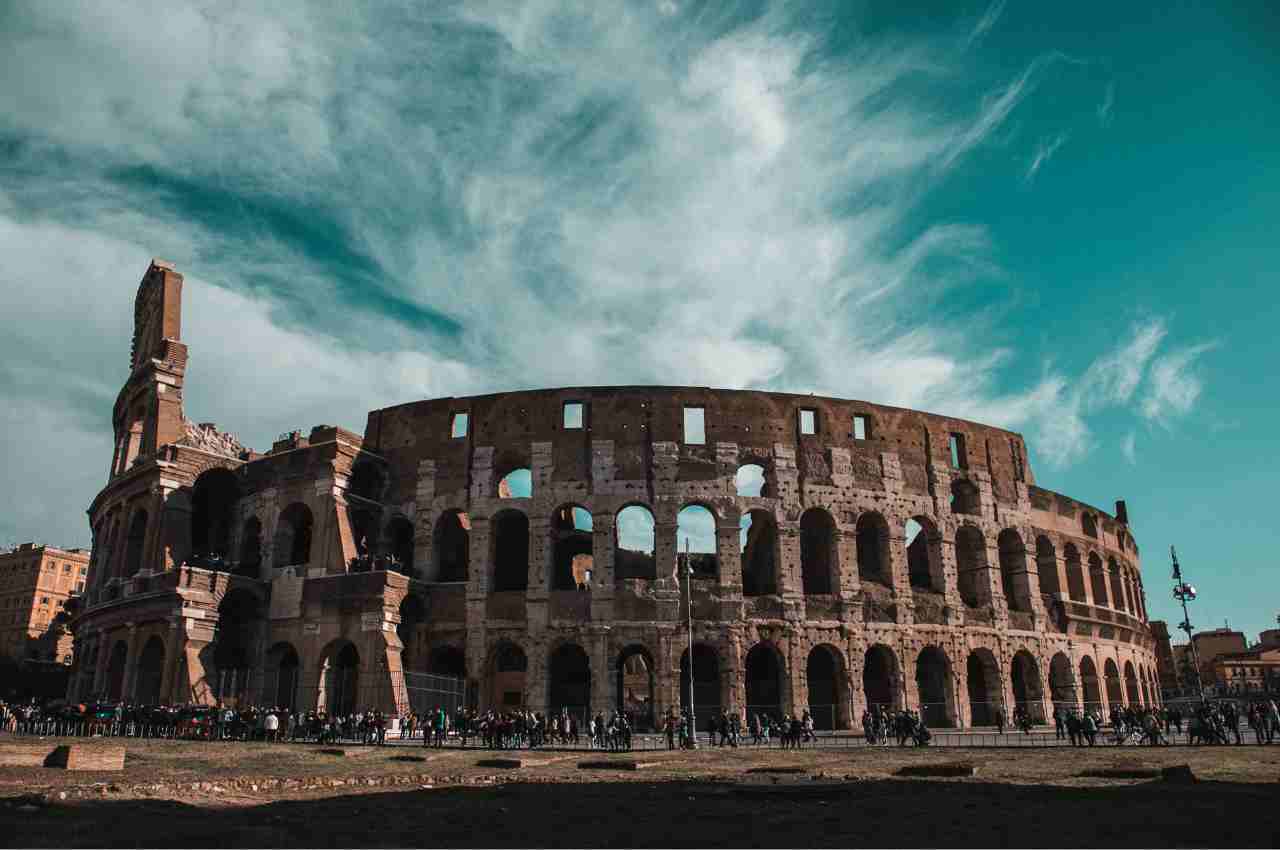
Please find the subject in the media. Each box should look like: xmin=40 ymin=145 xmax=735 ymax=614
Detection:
xmin=108 ymin=260 xmax=188 ymax=479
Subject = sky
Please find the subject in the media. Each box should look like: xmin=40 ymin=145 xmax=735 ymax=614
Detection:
xmin=1 ymin=1 xmax=1276 ymax=642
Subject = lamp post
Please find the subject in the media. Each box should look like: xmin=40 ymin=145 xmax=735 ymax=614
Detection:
xmin=1170 ymin=546 xmax=1205 ymax=705
xmin=684 ymin=536 xmax=697 ymax=750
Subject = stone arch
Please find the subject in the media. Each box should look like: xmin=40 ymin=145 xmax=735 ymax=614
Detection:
xmin=497 ymin=467 xmax=532 ymax=499
xmin=616 ymin=644 xmax=656 ymax=730
xmin=106 ymin=640 xmax=129 ymax=701
xmin=1081 ymin=512 xmax=1098 ymax=538
xmin=124 ymin=510 xmax=149 ymax=577
xmin=348 ymin=459 xmax=385 ymax=504
xmin=385 ymin=515 xmax=415 ymax=575
xmin=547 ymin=642 xmax=591 ymax=719
xmin=740 ymin=509 xmax=779 ymax=596
xmin=397 ymin=593 xmax=426 ymax=672
xmin=955 ymin=524 xmax=989 ymax=607
xmin=863 ymin=644 xmax=900 ymax=711
xmin=615 ymin=503 xmax=656 ymax=580
xmin=1064 ymin=544 xmax=1086 ymax=602
xmin=550 ymin=504 xmax=593 ymax=591
xmin=274 ymin=502 xmax=314 ymax=568
xmin=679 ymin=643 xmax=722 ymax=721
xmin=135 ymin=636 xmax=165 ymax=705
xmin=799 ymin=507 xmax=837 ymax=595
xmin=491 ymin=509 xmax=529 ymax=592
xmin=806 ymin=644 xmax=849 ymax=730
xmin=745 ymin=642 xmax=787 ymax=720
xmin=677 ymin=503 xmax=719 ymax=579
xmin=427 ymin=645 xmax=467 ymax=678
xmin=1049 ymin=652 xmax=1075 ymax=710
xmin=1088 ymin=552 xmax=1108 ymax=607
xmin=319 ymin=640 xmax=360 ymax=716
xmin=489 ymin=641 xmax=528 ymax=710
xmin=950 ymin=478 xmax=980 ymax=516
xmin=1035 ymin=536 xmax=1060 ymax=597
xmin=966 ymin=648 xmax=1002 ymax=726
xmin=1011 ymin=650 xmax=1044 ymax=722
xmin=915 ymin=646 xmax=955 ymax=728
xmin=855 ymin=511 xmax=890 ymax=586
xmin=433 ymin=509 xmax=470 ymax=583
xmin=347 ymin=503 xmax=380 ymax=561
xmin=1079 ymin=655 xmax=1102 ymax=710
xmin=265 ymin=642 xmax=301 ymax=710
xmin=213 ymin=588 xmax=260 ymax=706
xmin=1108 ymin=557 xmax=1127 ymax=612
xmin=997 ymin=529 xmax=1033 ymax=612
xmin=1104 ymin=658 xmax=1124 ymax=707
xmin=735 ymin=462 xmax=768 ymax=497
xmin=237 ymin=516 xmax=262 ymax=578
xmin=905 ymin=516 xmax=944 ymax=592
xmin=1123 ymin=660 xmax=1140 ymax=706
xmin=191 ymin=468 xmax=240 ymax=560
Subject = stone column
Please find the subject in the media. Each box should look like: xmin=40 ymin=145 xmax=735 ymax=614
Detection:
xmin=91 ymin=629 xmax=110 ymax=698
xmin=120 ymin=624 xmax=141 ymax=701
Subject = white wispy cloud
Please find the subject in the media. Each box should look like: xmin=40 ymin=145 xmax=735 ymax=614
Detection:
xmin=1121 ymin=431 xmax=1137 ymax=464
xmin=1098 ymin=82 xmax=1115 ymax=125
xmin=1141 ymin=343 xmax=1216 ymax=424
xmin=1025 ymin=133 xmax=1068 ymax=181
xmin=967 ymin=0 xmax=1007 ymax=47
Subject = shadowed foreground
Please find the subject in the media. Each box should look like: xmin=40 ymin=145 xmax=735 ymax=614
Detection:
xmin=4 ymin=778 xmax=1278 ymax=848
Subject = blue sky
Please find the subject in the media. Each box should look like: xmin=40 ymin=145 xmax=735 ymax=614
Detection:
xmin=0 ymin=1 xmax=1275 ymax=641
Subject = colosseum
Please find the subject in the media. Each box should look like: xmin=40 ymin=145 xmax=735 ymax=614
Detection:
xmin=68 ymin=260 xmax=1161 ymax=731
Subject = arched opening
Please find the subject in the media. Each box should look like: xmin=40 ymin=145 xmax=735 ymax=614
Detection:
xmin=676 ymin=504 xmax=718 ymax=579
xmin=998 ymin=529 xmax=1032 ymax=612
xmin=348 ymin=459 xmax=385 ymax=504
xmin=680 ymin=644 xmax=721 ymax=720
xmin=265 ymin=642 xmax=300 ymax=710
xmin=616 ymin=645 xmax=656 ymax=731
xmin=551 ymin=505 xmax=593 ymax=590
xmin=1081 ymin=512 xmax=1097 ymax=538
xmin=1104 ymin=658 xmax=1124 ymax=707
xmin=322 ymin=642 xmax=360 ymax=716
xmin=397 ymin=593 xmax=426 ymax=672
xmin=106 ymin=641 xmax=128 ymax=701
xmin=966 ymin=649 xmax=1002 ymax=726
xmin=1123 ymin=661 xmax=1140 ymax=706
xmin=1035 ymin=536 xmax=1060 ymax=597
xmin=745 ymin=643 xmax=785 ymax=720
xmin=1140 ymin=676 xmax=1151 ymax=707
xmin=273 ymin=503 xmax=314 ymax=568
xmin=615 ymin=504 xmax=656 ymax=580
xmin=955 ymin=525 xmax=989 ymax=607
xmin=213 ymin=589 xmax=259 ymax=706
xmin=800 ymin=508 xmax=836 ymax=595
xmin=1064 ymin=544 xmax=1087 ymax=603
xmin=863 ymin=645 xmax=900 ymax=712
xmin=1011 ymin=650 xmax=1044 ymax=723
xmin=950 ymin=478 xmax=980 ymax=515
xmin=498 ymin=468 xmax=532 ymax=499
xmin=433 ymin=510 xmax=470 ymax=582
xmin=385 ymin=516 xmax=415 ymax=575
xmin=135 ymin=637 xmax=165 ymax=705
xmin=237 ymin=517 xmax=262 ymax=578
xmin=855 ymin=512 xmax=890 ymax=585
xmin=740 ymin=510 xmax=778 ymax=596
xmin=915 ymin=647 xmax=955 ymax=728
xmin=547 ymin=643 xmax=591 ymax=719
xmin=428 ymin=645 xmax=467 ymax=678
xmin=1079 ymin=656 xmax=1102 ymax=711
xmin=806 ymin=645 xmax=847 ymax=730
xmin=735 ymin=463 xmax=767 ymax=497
xmin=347 ymin=505 xmax=380 ymax=562
xmin=124 ymin=510 xmax=149 ymax=577
xmin=906 ymin=517 xmax=944 ymax=592
xmin=490 ymin=642 xmax=527 ymax=710
xmin=1049 ymin=652 xmax=1075 ymax=711
xmin=491 ymin=510 xmax=529 ymax=592
xmin=1088 ymin=553 xmax=1108 ymax=607
xmin=191 ymin=468 xmax=240 ymax=560
xmin=1109 ymin=558 xmax=1127 ymax=613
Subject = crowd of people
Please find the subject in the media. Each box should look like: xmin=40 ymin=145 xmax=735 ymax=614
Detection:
xmin=860 ymin=706 xmax=934 ymax=746
xmin=1049 ymin=699 xmax=1280 ymax=746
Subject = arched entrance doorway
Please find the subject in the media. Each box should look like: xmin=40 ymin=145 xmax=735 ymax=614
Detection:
xmin=1079 ymin=656 xmax=1102 ymax=712
xmin=1123 ymin=661 xmax=1140 ymax=706
xmin=265 ymin=643 xmax=300 ymax=710
xmin=806 ymin=645 xmax=847 ymax=730
xmin=1104 ymin=658 xmax=1124 ymax=708
xmin=915 ymin=647 xmax=955 ymax=728
xmin=213 ymin=589 xmax=259 ymax=706
xmin=321 ymin=642 xmax=360 ymax=716
xmin=680 ymin=644 xmax=721 ymax=723
xmin=616 ymin=645 xmax=656 ymax=730
xmin=863 ymin=645 xmax=899 ymax=712
xmin=489 ymin=642 xmax=527 ymax=710
xmin=548 ymin=644 xmax=591 ymax=721
xmin=135 ymin=637 xmax=165 ymax=705
xmin=966 ymin=649 xmax=1001 ymax=727
xmin=745 ymin=643 xmax=786 ymax=721
xmin=1011 ymin=650 xmax=1044 ymax=723
xmin=106 ymin=641 xmax=128 ymax=701
xmin=1049 ymin=652 xmax=1075 ymax=712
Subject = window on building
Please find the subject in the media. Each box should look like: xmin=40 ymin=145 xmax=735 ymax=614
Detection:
xmin=450 ymin=412 xmax=469 ymax=438
xmin=563 ymin=402 xmax=584 ymax=429
xmin=79 ymin=566 xmax=87 ymax=575
xmin=852 ymin=414 xmax=869 ymax=441
xmin=75 ymin=581 xmax=85 ymax=594
xmin=798 ymin=409 xmax=817 ymax=436
xmin=63 ymin=564 xmax=71 ymax=573
xmin=949 ymin=433 xmax=968 ymax=469
xmin=683 ymin=407 xmax=706 ymax=445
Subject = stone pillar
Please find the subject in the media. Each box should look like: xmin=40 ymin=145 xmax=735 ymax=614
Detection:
xmin=120 ymin=624 xmax=141 ymax=701
xmin=91 ymin=629 xmax=110 ymax=698
xmin=788 ymin=633 xmax=807 ymax=717
xmin=590 ymin=629 xmax=611 ymax=717
xmin=776 ymin=518 xmax=800 ymax=597
xmin=715 ymin=521 xmax=740 ymax=593
xmin=159 ymin=619 xmax=182 ymax=704
xmin=528 ymin=514 xmax=551 ymax=596
xmin=590 ymin=511 xmax=615 ymax=620
xmin=414 ymin=459 xmax=437 ymax=581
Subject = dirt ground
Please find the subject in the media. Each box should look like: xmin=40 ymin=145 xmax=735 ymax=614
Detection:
xmin=2 ymin=740 xmax=1278 ymax=847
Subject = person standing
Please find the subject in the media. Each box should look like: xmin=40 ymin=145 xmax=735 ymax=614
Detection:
xmin=995 ymin=705 xmax=1005 ymax=736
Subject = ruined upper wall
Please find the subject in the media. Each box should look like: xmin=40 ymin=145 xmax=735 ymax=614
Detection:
xmin=363 ymin=387 xmax=1036 ymax=508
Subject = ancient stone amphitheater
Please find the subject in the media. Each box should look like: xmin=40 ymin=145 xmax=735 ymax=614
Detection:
xmin=69 ymin=261 xmax=1160 ymax=730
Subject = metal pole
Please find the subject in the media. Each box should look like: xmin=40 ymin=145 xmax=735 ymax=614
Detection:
xmin=1170 ymin=546 xmax=1205 ymax=706
xmin=685 ymin=536 xmax=697 ymax=750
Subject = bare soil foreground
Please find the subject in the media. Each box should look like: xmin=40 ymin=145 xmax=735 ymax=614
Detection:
xmin=2 ymin=740 xmax=1278 ymax=847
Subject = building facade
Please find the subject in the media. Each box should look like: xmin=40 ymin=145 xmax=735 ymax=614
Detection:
xmin=69 ymin=261 xmax=1161 ymax=726
xmin=0 ymin=543 xmax=88 ymax=665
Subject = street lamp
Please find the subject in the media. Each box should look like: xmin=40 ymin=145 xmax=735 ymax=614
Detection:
xmin=1170 ymin=546 xmax=1206 ymax=705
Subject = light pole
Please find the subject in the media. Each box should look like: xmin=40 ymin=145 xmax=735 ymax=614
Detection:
xmin=683 ymin=537 xmax=697 ymax=750
xmin=1170 ymin=546 xmax=1205 ymax=705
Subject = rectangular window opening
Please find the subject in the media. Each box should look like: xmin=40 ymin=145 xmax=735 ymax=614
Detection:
xmin=563 ymin=401 xmax=584 ymax=429
xmin=852 ymin=414 xmax=869 ymax=441
xmin=949 ymin=433 xmax=968 ymax=469
xmin=450 ymin=412 xmax=469 ymax=439
xmin=799 ymin=409 xmax=817 ymax=436
xmin=683 ymin=406 xmax=706 ymax=445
